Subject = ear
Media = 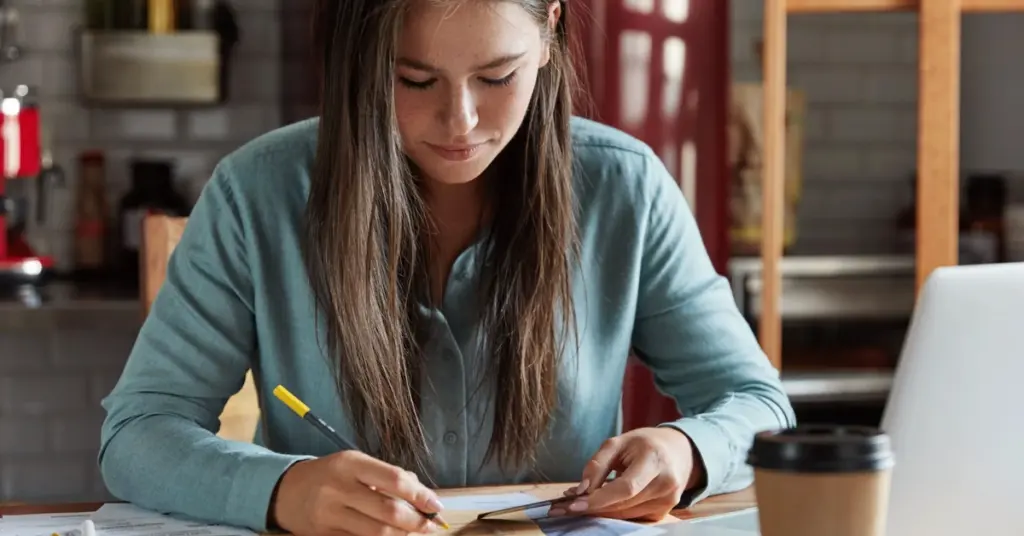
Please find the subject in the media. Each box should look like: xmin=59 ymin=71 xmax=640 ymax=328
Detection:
xmin=540 ymin=1 xmax=561 ymax=67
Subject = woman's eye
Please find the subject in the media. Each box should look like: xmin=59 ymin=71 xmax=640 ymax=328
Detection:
xmin=480 ymin=71 xmax=518 ymax=87
xmin=398 ymin=77 xmax=435 ymax=90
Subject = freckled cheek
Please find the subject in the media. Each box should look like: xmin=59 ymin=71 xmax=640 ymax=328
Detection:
xmin=394 ymin=91 xmax=437 ymax=142
xmin=499 ymin=75 xmax=541 ymax=128
xmin=475 ymin=83 xmax=530 ymax=132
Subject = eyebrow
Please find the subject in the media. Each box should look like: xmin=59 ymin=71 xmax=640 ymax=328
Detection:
xmin=396 ymin=52 xmax=527 ymax=73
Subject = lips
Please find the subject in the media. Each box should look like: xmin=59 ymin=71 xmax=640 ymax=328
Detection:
xmin=426 ymin=141 xmax=487 ymax=162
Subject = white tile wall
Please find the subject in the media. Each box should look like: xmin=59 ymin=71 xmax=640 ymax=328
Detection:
xmin=0 ymin=315 xmax=140 ymax=503
xmin=731 ymin=3 xmax=923 ymax=254
xmin=0 ymin=0 xmax=285 ymax=503
xmin=0 ymin=0 xmax=285 ymax=273
xmin=733 ymin=4 xmax=1024 ymax=255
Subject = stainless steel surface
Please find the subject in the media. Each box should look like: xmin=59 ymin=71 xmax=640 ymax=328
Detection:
xmin=78 ymin=30 xmax=221 ymax=105
xmin=0 ymin=281 xmax=139 ymax=329
xmin=744 ymin=275 xmax=915 ymax=319
xmin=729 ymin=255 xmax=916 ymax=320
xmin=0 ymin=281 xmax=136 ymax=306
xmin=728 ymin=255 xmax=909 ymax=403
xmin=782 ymin=370 xmax=893 ymax=404
xmin=729 ymin=255 xmax=915 ymax=277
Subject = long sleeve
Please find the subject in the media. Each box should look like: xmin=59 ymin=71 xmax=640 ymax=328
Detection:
xmin=629 ymin=151 xmax=796 ymax=505
xmin=98 ymin=163 xmax=313 ymax=531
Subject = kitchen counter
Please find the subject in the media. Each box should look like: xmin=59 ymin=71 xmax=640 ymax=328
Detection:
xmin=0 ymin=281 xmax=141 ymax=330
xmin=782 ymin=369 xmax=893 ymax=404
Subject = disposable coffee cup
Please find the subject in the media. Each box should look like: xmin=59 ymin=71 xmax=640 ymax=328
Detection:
xmin=746 ymin=425 xmax=895 ymax=536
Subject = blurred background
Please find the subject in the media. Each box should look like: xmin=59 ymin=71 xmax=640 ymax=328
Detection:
xmin=0 ymin=0 xmax=1021 ymax=505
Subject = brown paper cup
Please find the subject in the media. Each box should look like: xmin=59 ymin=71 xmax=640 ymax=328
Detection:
xmin=747 ymin=426 xmax=895 ymax=536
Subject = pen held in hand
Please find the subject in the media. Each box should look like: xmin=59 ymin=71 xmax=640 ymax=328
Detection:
xmin=272 ymin=385 xmax=450 ymax=530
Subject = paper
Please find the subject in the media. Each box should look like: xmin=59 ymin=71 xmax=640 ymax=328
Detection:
xmin=670 ymin=508 xmax=759 ymax=536
xmin=685 ymin=508 xmax=758 ymax=531
xmin=437 ymin=492 xmax=665 ymax=536
xmin=2 ymin=494 xmax=671 ymax=536
xmin=88 ymin=504 xmax=256 ymax=536
xmin=0 ymin=511 xmax=92 ymax=536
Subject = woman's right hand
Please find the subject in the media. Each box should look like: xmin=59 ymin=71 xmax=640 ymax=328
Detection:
xmin=270 ymin=450 xmax=446 ymax=536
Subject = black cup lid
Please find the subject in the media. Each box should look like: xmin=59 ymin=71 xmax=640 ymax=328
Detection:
xmin=747 ymin=425 xmax=894 ymax=473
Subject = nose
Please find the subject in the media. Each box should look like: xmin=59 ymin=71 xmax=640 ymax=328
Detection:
xmin=441 ymin=84 xmax=478 ymax=137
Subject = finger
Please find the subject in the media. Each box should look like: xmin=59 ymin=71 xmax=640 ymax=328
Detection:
xmin=349 ymin=454 xmax=444 ymax=515
xmin=587 ymin=474 xmax=682 ymax=517
xmin=340 ymin=505 xmax=430 ymax=536
xmin=583 ymin=454 xmax=660 ymax=511
xmin=585 ymin=486 xmax=656 ymax=516
xmin=322 ymin=530 xmax=360 ymax=536
xmin=594 ymin=497 xmax=678 ymax=522
xmin=343 ymin=485 xmax=435 ymax=534
xmin=580 ymin=438 xmax=625 ymax=493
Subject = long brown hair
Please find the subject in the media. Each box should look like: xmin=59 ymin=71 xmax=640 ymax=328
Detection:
xmin=305 ymin=0 xmax=579 ymax=477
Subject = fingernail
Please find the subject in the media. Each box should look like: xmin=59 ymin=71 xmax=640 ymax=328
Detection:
xmin=575 ymin=479 xmax=590 ymax=495
xmin=548 ymin=508 xmax=565 ymax=517
xmin=568 ymin=500 xmax=588 ymax=512
xmin=427 ymin=497 xmax=444 ymax=512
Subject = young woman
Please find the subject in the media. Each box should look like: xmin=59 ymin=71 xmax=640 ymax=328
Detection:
xmin=99 ymin=1 xmax=795 ymax=535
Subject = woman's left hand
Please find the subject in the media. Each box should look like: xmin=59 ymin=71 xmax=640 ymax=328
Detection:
xmin=550 ymin=427 xmax=705 ymax=521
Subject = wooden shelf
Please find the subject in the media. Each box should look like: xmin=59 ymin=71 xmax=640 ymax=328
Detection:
xmin=758 ymin=0 xmax=1024 ymax=369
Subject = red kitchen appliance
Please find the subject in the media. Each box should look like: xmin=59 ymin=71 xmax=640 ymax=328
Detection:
xmin=570 ymin=0 xmax=731 ymax=430
xmin=0 ymin=84 xmax=50 ymax=287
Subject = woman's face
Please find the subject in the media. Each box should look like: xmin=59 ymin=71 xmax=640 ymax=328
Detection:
xmin=394 ymin=1 xmax=555 ymax=187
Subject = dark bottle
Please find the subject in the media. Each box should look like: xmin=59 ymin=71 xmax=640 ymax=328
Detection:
xmin=115 ymin=0 xmax=148 ymax=29
xmin=117 ymin=160 xmax=191 ymax=283
xmin=961 ymin=173 xmax=1007 ymax=264
xmin=85 ymin=0 xmax=113 ymax=30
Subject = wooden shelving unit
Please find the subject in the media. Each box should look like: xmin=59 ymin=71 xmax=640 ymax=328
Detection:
xmin=759 ymin=0 xmax=1024 ymax=369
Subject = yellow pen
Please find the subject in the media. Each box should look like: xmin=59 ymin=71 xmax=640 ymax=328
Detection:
xmin=273 ymin=385 xmax=450 ymax=530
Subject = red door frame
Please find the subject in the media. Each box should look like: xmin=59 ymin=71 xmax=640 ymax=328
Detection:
xmin=569 ymin=0 xmax=731 ymax=430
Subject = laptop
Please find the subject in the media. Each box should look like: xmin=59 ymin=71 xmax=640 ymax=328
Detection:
xmin=666 ymin=262 xmax=1024 ymax=535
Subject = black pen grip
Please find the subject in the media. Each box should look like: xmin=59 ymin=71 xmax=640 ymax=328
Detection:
xmin=303 ymin=411 xmax=356 ymax=451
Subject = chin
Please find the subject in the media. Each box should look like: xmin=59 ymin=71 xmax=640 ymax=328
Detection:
xmin=412 ymin=149 xmax=499 ymax=185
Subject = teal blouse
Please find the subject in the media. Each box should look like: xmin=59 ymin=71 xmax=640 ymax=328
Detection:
xmin=99 ymin=116 xmax=795 ymax=531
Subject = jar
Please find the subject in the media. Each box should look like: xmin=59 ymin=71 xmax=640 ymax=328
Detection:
xmin=74 ymin=151 xmax=108 ymax=272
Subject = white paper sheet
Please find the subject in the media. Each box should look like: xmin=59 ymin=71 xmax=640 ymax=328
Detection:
xmin=0 ymin=511 xmax=93 ymax=536
xmin=663 ymin=508 xmax=759 ymax=536
xmin=88 ymin=504 xmax=256 ymax=536
xmin=1 ymin=493 xmax=679 ymax=536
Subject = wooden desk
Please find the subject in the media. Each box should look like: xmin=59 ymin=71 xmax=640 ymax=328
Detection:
xmin=0 ymin=483 xmax=756 ymax=522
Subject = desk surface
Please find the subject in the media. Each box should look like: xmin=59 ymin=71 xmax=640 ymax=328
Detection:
xmin=0 ymin=483 xmax=756 ymax=522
